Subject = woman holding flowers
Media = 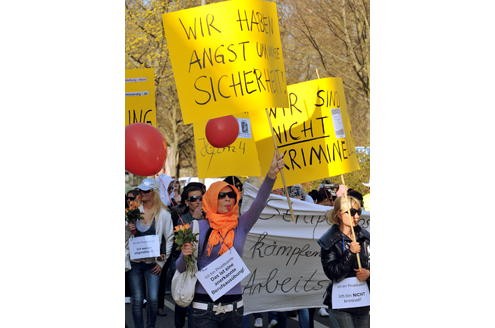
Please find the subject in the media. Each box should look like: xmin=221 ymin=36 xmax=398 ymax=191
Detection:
xmin=176 ymin=152 xmax=285 ymax=328
xmin=127 ymin=177 xmax=174 ymax=328
xmin=170 ymin=182 xmax=205 ymax=328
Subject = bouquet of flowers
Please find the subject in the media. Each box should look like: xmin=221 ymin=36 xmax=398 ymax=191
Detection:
xmin=174 ymin=223 xmax=199 ymax=274
xmin=125 ymin=200 xmax=143 ymax=235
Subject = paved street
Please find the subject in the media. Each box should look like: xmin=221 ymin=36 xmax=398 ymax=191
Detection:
xmin=125 ymin=294 xmax=328 ymax=328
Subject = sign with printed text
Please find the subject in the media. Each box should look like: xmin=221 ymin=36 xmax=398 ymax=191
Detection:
xmin=196 ymin=248 xmax=250 ymax=301
xmin=193 ymin=112 xmax=262 ymax=178
xmin=162 ymin=0 xmax=288 ymax=124
xmin=251 ymin=77 xmax=361 ymax=189
xmin=129 ymin=235 xmax=160 ymax=260
xmin=125 ymin=68 xmax=157 ymax=126
xmin=331 ymin=277 xmax=370 ymax=309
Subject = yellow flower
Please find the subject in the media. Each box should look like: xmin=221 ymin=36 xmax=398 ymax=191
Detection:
xmin=174 ymin=222 xmax=198 ymax=274
xmin=174 ymin=223 xmax=190 ymax=232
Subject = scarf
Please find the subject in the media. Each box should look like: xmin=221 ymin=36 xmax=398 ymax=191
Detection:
xmin=202 ymin=181 xmax=241 ymax=256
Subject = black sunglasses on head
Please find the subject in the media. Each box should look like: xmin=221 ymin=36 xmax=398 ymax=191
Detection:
xmin=126 ymin=196 xmax=136 ymax=201
xmin=188 ymin=195 xmax=202 ymax=202
xmin=218 ymin=191 xmax=236 ymax=199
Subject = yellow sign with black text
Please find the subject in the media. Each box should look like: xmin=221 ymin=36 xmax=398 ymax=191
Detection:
xmin=252 ymin=77 xmax=360 ymax=188
xmin=125 ymin=68 xmax=157 ymax=127
xmin=163 ymin=0 xmax=288 ymax=124
xmin=193 ymin=112 xmax=262 ymax=178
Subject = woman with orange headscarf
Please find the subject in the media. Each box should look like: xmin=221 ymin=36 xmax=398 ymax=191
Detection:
xmin=176 ymin=152 xmax=285 ymax=328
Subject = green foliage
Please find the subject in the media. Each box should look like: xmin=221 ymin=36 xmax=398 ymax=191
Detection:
xmin=125 ymin=208 xmax=142 ymax=224
xmin=341 ymin=151 xmax=370 ymax=195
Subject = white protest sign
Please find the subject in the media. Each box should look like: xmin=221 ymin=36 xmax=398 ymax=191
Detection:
xmin=331 ymin=108 xmax=346 ymax=138
xmin=331 ymin=277 xmax=370 ymax=309
xmin=240 ymin=182 xmax=370 ymax=314
xmin=196 ymin=248 xmax=250 ymax=301
xmin=129 ymin=235 xmax=160 ymax=260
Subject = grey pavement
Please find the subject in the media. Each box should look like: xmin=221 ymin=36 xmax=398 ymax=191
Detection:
xmin=125 ymin=294 xmax=329 ymax=328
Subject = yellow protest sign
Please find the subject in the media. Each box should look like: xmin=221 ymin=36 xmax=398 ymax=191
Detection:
xmin=193 ymin=112 xmax=262 ymax=178
xmin=252 ymin=77 xmax=361 ymax=189
xmin=125 ymin=68 xmax=157 ymax=127
xmin=162 ymin=0 xmax=288 ymax=124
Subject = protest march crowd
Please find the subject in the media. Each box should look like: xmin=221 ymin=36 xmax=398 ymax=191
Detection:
xmin=125 ymin=152 xmax=371 ymax=328
xmin=126 ymin=3 xmax=370 ymax=327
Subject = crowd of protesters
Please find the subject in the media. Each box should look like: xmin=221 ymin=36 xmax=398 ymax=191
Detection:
xmin=125 ymin=166 xmax=370 ymax=328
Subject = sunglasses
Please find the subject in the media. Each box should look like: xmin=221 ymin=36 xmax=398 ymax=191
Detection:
xmin=345 ymin=208 xmax=362 ymax=216
xmin=188 ymin=195 xmax=202 ymax=202
xmin=218 ymin=191 xmax=236 ymax=199
xmin=140 ymin=189 xmax=152 ymax=194
xmin=126 ymin=196 xmax=136 ymax=201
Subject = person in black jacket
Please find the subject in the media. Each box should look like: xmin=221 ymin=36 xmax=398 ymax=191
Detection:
xmin=167 ymin=182 xmax=206 ymax=327
xmin=318 ymin=195 xmax=370 ymax=328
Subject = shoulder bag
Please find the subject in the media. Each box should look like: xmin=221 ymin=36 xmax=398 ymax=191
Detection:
xmin=171 ymin=220 xmax=199 ymax=307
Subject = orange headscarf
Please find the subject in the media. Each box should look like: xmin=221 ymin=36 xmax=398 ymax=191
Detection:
xmin=202 ymin=181 xmax=241 ymax=256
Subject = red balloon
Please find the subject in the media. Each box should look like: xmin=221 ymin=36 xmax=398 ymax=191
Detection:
xmin=125 ymin=123 xmax=167 ymax=176
xmin=205 ymin=115 xmax=239 ymax=148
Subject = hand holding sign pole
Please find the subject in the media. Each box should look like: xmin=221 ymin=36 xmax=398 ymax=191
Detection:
xmin=265 ymin=108 xmax=295 ymax=222
xmin=340 ymin=174 xmax=362 ymax=269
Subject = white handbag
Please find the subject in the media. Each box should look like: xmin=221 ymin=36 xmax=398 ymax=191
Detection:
xmin=125 ymin=227 xmax=132 ymax=272
xmin=171 ymin=220 xmax=199 ymax=307
xmin=125 ymin=247 xmax=131 ymax=272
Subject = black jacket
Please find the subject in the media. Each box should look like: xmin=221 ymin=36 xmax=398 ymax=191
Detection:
xmin=317 ymin=224 xmax=370 ymax=311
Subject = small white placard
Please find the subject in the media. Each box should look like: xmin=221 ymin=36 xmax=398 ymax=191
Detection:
xmin=129 ymin=235 xmax=160 ymax=260
xmin=125 ymin=90 xmax=150 ymax=96
xmin=331 ymin=277 xmax=370 ymax=309
xmin=196 ymin=248 xmax=250 ymax=301
xmin=331 ymin=108 xmax=345 ymax=138
xmin=237 ymin=118 xmax=252 ymax=139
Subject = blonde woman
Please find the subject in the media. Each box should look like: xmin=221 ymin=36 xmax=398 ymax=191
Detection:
xmin=318 ymin=196 xmax=370 ymax=328
xmin=127 ymin=178 xmax=174 ymax=328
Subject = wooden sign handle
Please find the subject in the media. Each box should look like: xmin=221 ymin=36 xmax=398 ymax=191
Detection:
xmin=340 ymin=175 xmax=362 ymax=269
xmin=265 ymin=108 xmax=295 ymax=222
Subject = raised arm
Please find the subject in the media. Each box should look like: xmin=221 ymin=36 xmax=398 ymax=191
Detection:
xmin=241 ymin=152 xmax=285 ymax=231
